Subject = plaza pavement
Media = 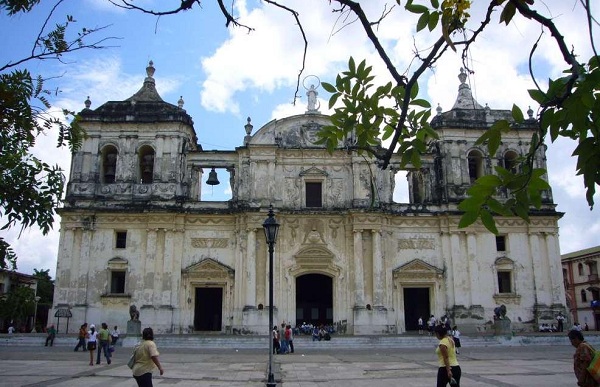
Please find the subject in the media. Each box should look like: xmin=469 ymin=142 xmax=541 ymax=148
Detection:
xmin=0 ymin=338 xmax=584 ymax=387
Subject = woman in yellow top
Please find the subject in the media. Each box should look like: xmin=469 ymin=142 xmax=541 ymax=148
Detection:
xmin=131 ymin=327 xmax=164 ymax=387
xmin=434 ymin=324 xmax=461 ymax=386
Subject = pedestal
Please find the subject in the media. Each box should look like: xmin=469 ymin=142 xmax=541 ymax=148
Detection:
xmin=493 ymin=319 xmax=512 ymax=336
xmin=127 ymin=320 xmax=141 ymax=336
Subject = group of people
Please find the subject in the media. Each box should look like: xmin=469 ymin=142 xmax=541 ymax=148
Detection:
xmin=69 ymin=322 xmax=163 ymax=387
xmin=72 ymin=322 xmax=119 ymax=366
xmin=272 ymin=322 xmax=295 ymax=354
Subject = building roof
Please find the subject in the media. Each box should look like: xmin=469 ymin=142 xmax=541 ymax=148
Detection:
xmin=431 ymin=68 xmax=537 ymax=130
xmin=561 ymin=245 xmax=600 ymax=261
xmin=78 ymin=61 xmax=195 ymax=127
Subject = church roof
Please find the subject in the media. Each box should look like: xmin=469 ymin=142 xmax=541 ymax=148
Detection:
xmin=431 ymin=68 xmax=537 ymax=130
xmin=78 ymin=61 xmax=194 ymax=126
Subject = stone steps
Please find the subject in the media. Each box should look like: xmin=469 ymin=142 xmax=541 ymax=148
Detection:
xmin=1 ymin=332 xmax=591 ymax=349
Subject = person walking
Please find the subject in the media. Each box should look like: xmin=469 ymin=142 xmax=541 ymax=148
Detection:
xmin=285 ymin=324 xmax=294 ymax=354
xmin=568 ymin=329 xmax=599 ymax=386
xmin=434 ymin=324 xmax=461 ymax=387
xmin=96 ymin=322 xmax=112 ymax=365
xmin=44 ymin=324 xmax=56 ymax=346
xmin=131 ymin=327 xmax=164 ymax=387
xmin=272 ymin=325 xmax=280 ymax=354
xmin=418 ymin=316 xmax=424 ymax=335
xmin=452 ymin=325 xmax=462 ymax=354
xmin=427 ymin=315 xmax=436 ymax=336
xmin=87 ymin=324 xmax=98 ymax=366
xmin=279 ymin=323 xmax=288 ymax=354
xmin=557 ymin=312 xmax=565 ymax=332
xmin=74 ymin=323 xmax=88 ymax=351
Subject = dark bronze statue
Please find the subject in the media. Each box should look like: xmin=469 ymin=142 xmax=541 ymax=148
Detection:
xmin=129 ymin=305 xmax=140 ymax=321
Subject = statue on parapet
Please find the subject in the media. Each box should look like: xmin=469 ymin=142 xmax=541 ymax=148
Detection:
xmin=129 ymin=304 xmax=140 ymax=321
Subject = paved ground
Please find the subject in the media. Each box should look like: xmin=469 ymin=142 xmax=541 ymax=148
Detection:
xmin=0 ymin=342 xmax=579 ymax=386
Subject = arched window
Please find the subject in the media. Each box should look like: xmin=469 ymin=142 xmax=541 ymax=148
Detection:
xmin=503 ymin=150 xmax=519 ymax=173
xmin=581 ymin=289 xmax=588 ymax=303
xmin=138 ymin=145 xmax=155 ymax=184
xmin=467 ymin=150 xmax=484 ymax=183
xmin=101 ymin=145 xmax=118 ymax=184
xmin=578 ymin=263 xmax=584 ymax=276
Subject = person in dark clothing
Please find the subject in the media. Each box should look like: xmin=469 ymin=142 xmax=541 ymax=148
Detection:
xmin=45 ymin=324 xmax=56 ymax=347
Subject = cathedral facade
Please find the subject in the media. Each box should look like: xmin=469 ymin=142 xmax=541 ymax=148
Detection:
xmin=50 ymin=63 xmax=566 ymax=335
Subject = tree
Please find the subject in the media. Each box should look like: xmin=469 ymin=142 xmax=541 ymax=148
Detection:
xmin=0 ymin=0 xmax=113 ymax=269
xmin=104 ymin=1 xmax=600 ymax=232
xmin=32 ymin=268 xmax=53 ymax=331
xmin=0 ymin=281 xmax=35 ymax=331
xmin=32 ymin=268 xmax=54 ymax=305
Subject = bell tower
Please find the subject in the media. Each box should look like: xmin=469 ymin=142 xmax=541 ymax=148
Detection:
xmin=66 ymin=61 xmax=199 ymax=204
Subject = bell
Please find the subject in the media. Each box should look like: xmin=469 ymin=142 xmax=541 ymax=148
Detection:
xmin=206 ymin=167 xmax=220 ymax=185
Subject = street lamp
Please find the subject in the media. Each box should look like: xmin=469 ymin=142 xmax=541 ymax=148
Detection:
xmin=32 ymin=296 xmax=41 ymax=333
xmin=263 ymin=205 xmax=280 ymax=387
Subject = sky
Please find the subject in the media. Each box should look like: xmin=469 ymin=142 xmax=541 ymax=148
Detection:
xmin=1 ymin=0 xmax=599 ymax=278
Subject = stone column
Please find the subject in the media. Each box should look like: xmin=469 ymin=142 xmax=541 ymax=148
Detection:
xmin=145 ymin=228 xmax=158 ymax=305
xmin=466 ymin=232 xmax=478 ymax=306
xmin=353 ymin=229 xmax=365 ymax=306
xmin=372 ymin=229 xmax=384 ymax=306
xmin=529 ymin=232 xmax=550 ymax=305
xmin=544 ymin=232 xmax=565 ymax=305
xmin=246 ymin=228 xmax=257 ymax=307
xmin=450 ymin=232 xmax=468 ymax=306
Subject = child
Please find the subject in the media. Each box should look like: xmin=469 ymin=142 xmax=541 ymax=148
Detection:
xmin=451 ymin=325 xmax=461 ymax=354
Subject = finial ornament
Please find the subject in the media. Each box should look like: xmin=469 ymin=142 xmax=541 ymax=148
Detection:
xmin=458 ymin=67 xmax=467 ymax=85
xmin=436 ymin=103 xmax=442 ymax=115
xmin=84 ymin=96 xmax=91 ymax=109
xmin=527 ymin=106 xmax=534 ymax=119
xmin=245 ymin=117 xmax=253 ymax=135
xmin=146 ymin=60 xmax=155 ymax=78
xmin=178 ymin=96 xmax=184 ymax=109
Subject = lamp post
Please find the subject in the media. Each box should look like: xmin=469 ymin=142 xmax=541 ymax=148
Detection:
xmin=32 ymin=296 xmax=41 ymax=333
xmin=263 ymin=205 xmax=280 ymax=387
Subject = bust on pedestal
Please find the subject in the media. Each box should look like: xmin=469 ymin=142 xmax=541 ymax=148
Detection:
xmin=127 ymin=305 xmax=141 ymax=336
xmin=492 ymin=304 xmax=512 ymax=336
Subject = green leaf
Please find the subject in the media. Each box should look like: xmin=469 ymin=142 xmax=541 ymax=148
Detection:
xmin=499 ymin=2 xmax=516 ymax=25
xmin=511 ymin=104 xmax=524 ymax=123
xmin=476 ymin=174 xmax=502 ymax=187
xmin=480 ymin=210 xmax=499 ymax=234
xmin=417 ymin=11 xmax=430 ymax=32
xmin=528 ymin=88 xmax=547 ymax=104
xmin=406 ymin=3 xmax=429 ymax=14
xmin=322 ymin=82 xmax=337 ymax=93
xmin=459 ymin=210 xmax=480 ymax=228
xmin=409 ymin=98 xmax=431 ymax=108
xmin=428 ymin=11 xmax=439 ymax=31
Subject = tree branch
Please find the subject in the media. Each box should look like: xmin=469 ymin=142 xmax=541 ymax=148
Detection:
xmin=333 ymin=0 xmax=408 ymax=87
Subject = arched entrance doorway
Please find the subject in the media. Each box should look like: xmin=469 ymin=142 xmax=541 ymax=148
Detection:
xmin=296 ymin=274 xmax=333 ymax=327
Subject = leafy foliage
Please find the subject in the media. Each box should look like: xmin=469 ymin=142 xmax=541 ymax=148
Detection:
xmin=319 ymin=57 xmax=438 ymax=170
xmin=32 ymin=268 xmax=54 ymax=305
xmin=0 ymin=0 xmax=108 ymax=269
xmin=319 ymin=0 xmax=599 ymax=233
xmin=0 ymin=282 xmax=36 ymax=329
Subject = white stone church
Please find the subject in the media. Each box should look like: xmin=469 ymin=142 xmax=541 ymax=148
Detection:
xmin=50 ymin=62 xmax=566 ymax=335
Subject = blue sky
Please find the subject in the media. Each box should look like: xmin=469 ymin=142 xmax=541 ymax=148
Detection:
xmin=1 ymin=0 xmax=599 ymax=277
